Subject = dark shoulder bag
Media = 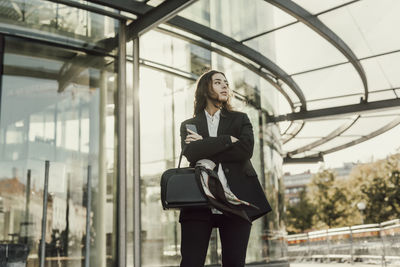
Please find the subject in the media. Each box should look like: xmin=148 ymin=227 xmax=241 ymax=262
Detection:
xmin=160 ymin=147 xmax=209 ymax=210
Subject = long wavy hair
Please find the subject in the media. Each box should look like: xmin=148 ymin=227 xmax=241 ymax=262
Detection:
xmin=193 ymin=70 xmax=234 ymax=116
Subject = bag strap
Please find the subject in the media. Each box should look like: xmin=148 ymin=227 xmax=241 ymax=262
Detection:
xmin=177 ymin=145 xmax=188 ymax=169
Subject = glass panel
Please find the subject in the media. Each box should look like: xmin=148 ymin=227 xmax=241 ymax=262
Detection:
xmin=295 ymin=119 xmax=352 ymax=138
xmin=292 ymin=0 xmax=354 ymax=15
xmin=0 ymin=37 xmax=117 ymax=266
xmin=211 ymin=52 xmax=264 ymax=113
xmin=283 ymin=138 xmax=321 ymax=152
xmin=179 ymin=0 xmax=295 ymax=41
xmin=263 ymin=122 xmax=287 ymax=262
xmin=368 ymin=52 xmax=400 ymax=89
xmin=368 ymin=90 xmax=397 ymax=101
xmin=0 ymin=0 xmax=118 ymax=50
xmin=320 ymin=0 xmax=400 ymax=58
xmin=140 ymin=30 xmax=210 ymax=76
xmin=342 ymin=116 xmax=398 ymax=136
xmin=139 ymin=68 xmax=195 ymax=266
xmin=306 ymin=95 xmax=361 ymax=110
xmin=245 ymin=23 xmax=346 ymax=74
xmin=361 ymin=56 xmax=393 ymax=91
xmin=292 ymin=63 xmax=364 ymax=101
xmin=311 ymin=136 xmax=361 ymax=152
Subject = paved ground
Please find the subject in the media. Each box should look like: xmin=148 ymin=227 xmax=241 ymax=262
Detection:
xmin=291 ymin=263 xmax=399 ymax=267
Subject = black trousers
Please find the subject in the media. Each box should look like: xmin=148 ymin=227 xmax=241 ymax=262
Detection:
xmin=180 ymin=214 xmax=251 ymax=267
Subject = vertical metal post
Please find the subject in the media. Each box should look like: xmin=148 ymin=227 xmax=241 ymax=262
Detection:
xmin=24 ymin=169 xmax=31 ymax=241
xmin=349 ymin=227 xmax=354 ymax=264
xmin=85 ymin=165 xmax=92 ymax=267
xmin=132 ymin=37 xmax=141 ymax=267
xmin=65 ymin=174 xmax=70 ymax=257
xmin=118 ymin=20 xmax=127 ymax=267
xmin=379 ymin=223 xmax=387 ymax=267
xmin=39 ymin=160 xmax=50 ymax=267
xmin=96 ymin=70 xmax=108 ymax=267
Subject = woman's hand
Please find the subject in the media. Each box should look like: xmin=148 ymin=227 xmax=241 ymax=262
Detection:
xmin=185 ymin=129 xmax=203 ymax=144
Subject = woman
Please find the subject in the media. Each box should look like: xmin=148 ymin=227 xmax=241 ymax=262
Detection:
xmin=179 ymin=70 xmax=271 ymax=267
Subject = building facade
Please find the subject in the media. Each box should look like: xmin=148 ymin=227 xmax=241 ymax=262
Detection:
xmin=0 ymin=0 xmax=287 ymax=266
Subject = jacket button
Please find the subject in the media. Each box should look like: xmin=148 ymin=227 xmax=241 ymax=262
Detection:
xmin=224 ymin=168 xmax=229 ymax=173
xmin=225 ymin=143 xmax=230 ymax=147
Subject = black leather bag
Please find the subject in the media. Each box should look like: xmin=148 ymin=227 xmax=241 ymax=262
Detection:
xmin=160 ymin=149 xmax=209 ymax=210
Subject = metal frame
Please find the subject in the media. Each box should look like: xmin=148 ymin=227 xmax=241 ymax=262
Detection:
xmin=284 ymin=154 xmax=324 ymax=164
xmin=282 ymin=121 xmax=305 ymax=144
xmin=264 ymin=0 xmax=369 ymax=102
xmin=85 ymin=0 xmax=151 ymax=15
xmin=126 ymin=0 xmax=197 ymax=38
xmin=269 ymin=98 xmax=400 ymax=122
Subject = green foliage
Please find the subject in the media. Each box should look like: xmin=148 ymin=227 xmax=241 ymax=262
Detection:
xmin=285 ymin=190 xmax=315 ymax=234
xmin=284 ymin=155 xmax=400 ymax=233
xmin=346 ymin=155 xmax=400 ymax=224
xmin=360 ymin=169 xmax=400 ymax=223
xmin=307 ymin=170 xmax=350 ymax=228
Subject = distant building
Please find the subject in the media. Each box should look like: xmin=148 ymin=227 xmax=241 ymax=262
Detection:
xmin=284 ymin=163 xmax=357 ymax=204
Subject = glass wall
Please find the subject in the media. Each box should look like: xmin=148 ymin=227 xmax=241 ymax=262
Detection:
xmin=0 ymin=35 xmax=118 ymax=266
xmin=0 ymin=0 xmax=288 ymax=266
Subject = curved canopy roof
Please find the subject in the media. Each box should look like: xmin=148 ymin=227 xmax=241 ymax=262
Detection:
xmin=67 ymin=0 xmax=400 ymax=163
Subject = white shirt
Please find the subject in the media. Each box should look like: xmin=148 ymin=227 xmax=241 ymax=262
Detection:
xmin=204 ymin=109 xmax=230 ymax=214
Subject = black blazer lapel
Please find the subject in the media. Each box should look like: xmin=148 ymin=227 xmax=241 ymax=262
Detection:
xmin=217 ymin=109 xmax=234 ymax=136
xmin=194 ymin=111 xmax=210 ymax=138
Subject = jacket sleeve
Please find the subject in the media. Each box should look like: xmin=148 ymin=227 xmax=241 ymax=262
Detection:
xmin=210 ymin=113 xmax=254 ymax=162
xmin=180 ymin=121 xmax=233 ymax=163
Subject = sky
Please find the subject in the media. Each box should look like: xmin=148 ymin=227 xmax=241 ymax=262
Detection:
xmin=282 ymin=123 xmax=400 ymax=175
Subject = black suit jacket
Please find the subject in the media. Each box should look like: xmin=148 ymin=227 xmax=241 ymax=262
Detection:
xmin=179 ymin=109 xmax=271 ymax=222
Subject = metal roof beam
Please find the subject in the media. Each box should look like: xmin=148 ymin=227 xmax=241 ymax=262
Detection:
xmin=265 ymin=0 xmax=369 ymax=102
xmin=84 ymin=0 xmax=150 ymax=15
xmin=126 ymin=0 xmax=197 ymax=38
xmin=268 ymin=98 xmax=400 ymax=123
xmin=283 ymin=154 xmax=324 ymax=164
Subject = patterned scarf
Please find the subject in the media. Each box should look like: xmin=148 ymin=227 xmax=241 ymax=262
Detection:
xmin=195 ymin=159 xmax=259 ymax=222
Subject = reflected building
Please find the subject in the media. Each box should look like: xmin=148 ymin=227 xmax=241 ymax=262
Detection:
xmin=0 ymin=1 xmax=287 ymax=266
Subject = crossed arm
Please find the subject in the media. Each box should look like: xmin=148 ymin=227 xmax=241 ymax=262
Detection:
xmin=180 ymin=113 xmax=254 ymax=164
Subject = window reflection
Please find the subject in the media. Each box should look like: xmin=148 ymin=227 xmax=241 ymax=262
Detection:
xmin=0 ymin=37 xmax=117 ymax=266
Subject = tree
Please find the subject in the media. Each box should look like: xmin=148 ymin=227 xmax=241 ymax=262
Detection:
xmin=347 ymin=154 xmax=400 ymax=224
xmin=307 ymin=170 xmax=351 ymax=228
xmin=360 ymin=170 xmax=400 ymax=223
xmin=285 ymin=189 xmax=315 ymax=234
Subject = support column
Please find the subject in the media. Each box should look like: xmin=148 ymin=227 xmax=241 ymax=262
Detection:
xmin=132 ymin=37 xmax=141 ymax=267
xmin=118 ymin=20 xmax=127 ymax=267
xmin=95 ymin=70 xmax=108 ymax=267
